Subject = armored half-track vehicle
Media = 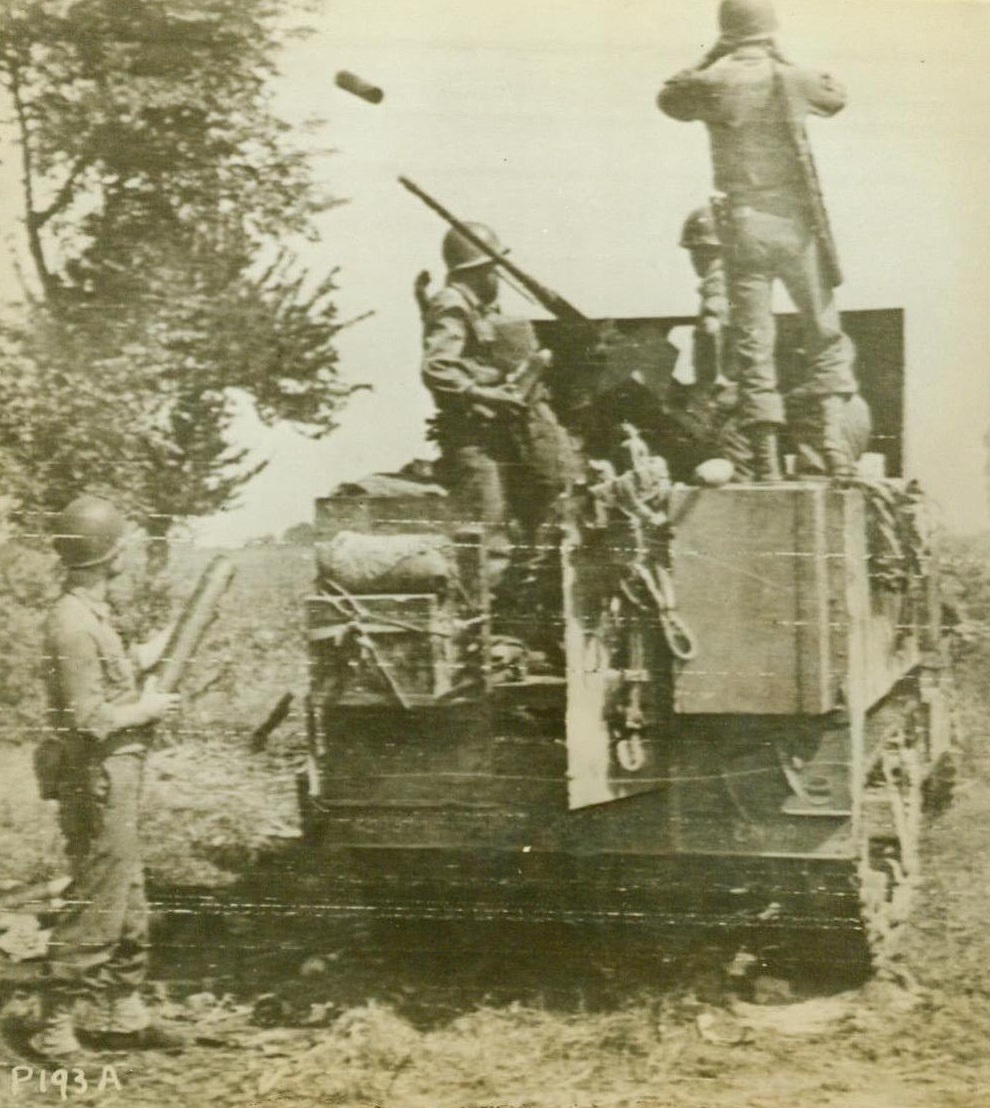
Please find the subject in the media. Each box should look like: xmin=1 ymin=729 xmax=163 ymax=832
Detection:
xmin=299 ymin=307 xmax=953 ymax=972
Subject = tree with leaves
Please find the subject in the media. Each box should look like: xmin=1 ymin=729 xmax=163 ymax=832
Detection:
xmin=0 ymin=0 xmax=360 ymax=550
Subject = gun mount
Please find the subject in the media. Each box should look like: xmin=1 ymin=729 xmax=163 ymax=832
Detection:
xmin=399 ymin=176 xmax=679 ymax=420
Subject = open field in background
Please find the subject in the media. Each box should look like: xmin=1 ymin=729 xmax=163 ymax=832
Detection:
xmin=0 ymin=535 xmax=989 ymax=1106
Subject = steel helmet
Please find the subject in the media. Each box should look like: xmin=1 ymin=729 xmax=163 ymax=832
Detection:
xmin=718 ymin=0 xmax=778 ymax=41
xmin=442 ymin=223 xmax=507 ymax=273
xmin=680 ymin=206 xmax=721 ymax=250
xmin=53 ymin=495 xmax=127 ymax=568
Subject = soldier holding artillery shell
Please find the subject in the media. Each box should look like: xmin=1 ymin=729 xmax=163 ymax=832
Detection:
xmin=9 ymin=497 xmax=198 ymax=1065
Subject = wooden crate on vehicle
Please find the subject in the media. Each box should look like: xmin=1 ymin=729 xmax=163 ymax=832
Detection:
xmin=307 ymin=593 xmax=458 ymax=709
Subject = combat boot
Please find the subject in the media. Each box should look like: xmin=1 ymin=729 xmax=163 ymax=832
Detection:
xmin=25 ymin=990 xmax=85 ymax=1066
xmin=820 ymin=396 xmax=855 ymax=481
xmin=77 ymin=989 xmax=186 ymax=1054
xmin=748 ymin=423 xmax=782 ymax=482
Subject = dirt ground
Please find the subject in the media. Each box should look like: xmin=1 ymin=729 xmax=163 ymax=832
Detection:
xmin=2 ymin=541 xmax=990 ymax=1107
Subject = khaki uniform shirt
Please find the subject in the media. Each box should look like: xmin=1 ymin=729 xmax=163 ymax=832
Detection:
xmin=44 ymin=588 xmax=143 ymax=751
xmin=658 ymin=45 xmax=845 ymax=202
xmin=420 ymin=280 xmax=504 ymax=403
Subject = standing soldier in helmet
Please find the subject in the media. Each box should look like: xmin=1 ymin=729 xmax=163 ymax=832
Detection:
xmin=659 ymin=205 xmax=750 ymax=481
xmin=657 ymin=0 xmax=863 ymax=481
xmin=669 ymin=203 xmax=869 ymax=482
xmin=418 ymin=221 xmax=576 ymax=586
xmin=10 ymin=496 xmax=185 ymax=1064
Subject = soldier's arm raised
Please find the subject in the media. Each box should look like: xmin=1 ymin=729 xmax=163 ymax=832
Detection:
xmin=798 ymin=67 xmax=847 ymax=117
xmin=657 ymin=68 xmax=711 ymax=121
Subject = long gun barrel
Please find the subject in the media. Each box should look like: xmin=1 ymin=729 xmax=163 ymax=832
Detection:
xmin=155 ymin=555 xmax=236 ymax=693
xmin=774 ymin=68 xmax=843 ymax=289
xmin=398 ymin=176 xmax=591 ymax=327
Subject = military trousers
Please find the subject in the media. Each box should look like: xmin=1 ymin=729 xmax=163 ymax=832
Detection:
xmin=787 ymin=391 xmax=873 ymax=475
xmin=49 ymin=743 xmax=149 ymax=996
xmin=726 ymin=202 xmax=857 ymax=427
xmin=440 ymin=401 xmax=576 ymax=534
xmin=511 ymin=400 xmax=579 ymax=534
xmin=439 ymin=402 xmax=576 ymax=593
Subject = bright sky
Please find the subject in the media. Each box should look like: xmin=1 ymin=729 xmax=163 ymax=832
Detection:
xmin=4 ymin=0 xmax=990 ymax=541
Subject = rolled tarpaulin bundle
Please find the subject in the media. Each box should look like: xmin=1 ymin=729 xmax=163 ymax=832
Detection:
xmin=156 ymin=555 xmax=237 ymax=693
xmin=316 ymin=531 xmax=453 ymax=595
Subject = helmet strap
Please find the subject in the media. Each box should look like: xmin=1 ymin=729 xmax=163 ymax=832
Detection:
xmin=453 ymin=265 xmax=499 ymax=304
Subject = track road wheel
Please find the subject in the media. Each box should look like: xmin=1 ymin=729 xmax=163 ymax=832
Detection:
xmin=858 ymin=838 xmax=914 ymax=976
xmin=921 ymin=681 xmax=962 ymax=815
xmin=858 ymin=732 xmax=923 ymax=976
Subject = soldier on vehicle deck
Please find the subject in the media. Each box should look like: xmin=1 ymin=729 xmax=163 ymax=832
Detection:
xmin=418 ymin=222 xmax=576 ymax=582
xmin=658 ymin=205 xmax=746 ymax=482
xmin=657 ymin=0 xmax=862 ymax=481
xmin=667 ymin=204 xmax=870 ymax=482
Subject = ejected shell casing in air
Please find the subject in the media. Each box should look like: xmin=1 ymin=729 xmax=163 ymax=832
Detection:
xmin=335 ymin=70 xmax=384 ymax=104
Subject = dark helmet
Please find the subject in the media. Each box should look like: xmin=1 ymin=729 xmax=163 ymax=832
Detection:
xmin=718 ymin=0 xmax=778 ymax=41
xmin=680 ymin=206 xmax=721 ymax=250
xmin=442 ymin=223 xmax=507 ymax=273
xmin=53 ymin=495 xmax=127 ymax=569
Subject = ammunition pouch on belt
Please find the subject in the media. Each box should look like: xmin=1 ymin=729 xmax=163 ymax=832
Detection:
xmin=33 ymin=738 xmax=66 ymax=801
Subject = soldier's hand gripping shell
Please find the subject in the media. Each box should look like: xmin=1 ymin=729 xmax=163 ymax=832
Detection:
xmin=137 ymin=675 xmax=181 ymax=724
xmin=132 ymin=622 xmax=177 ymax=673
xmin=468 ymin=384 xmax=528 ymax=412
